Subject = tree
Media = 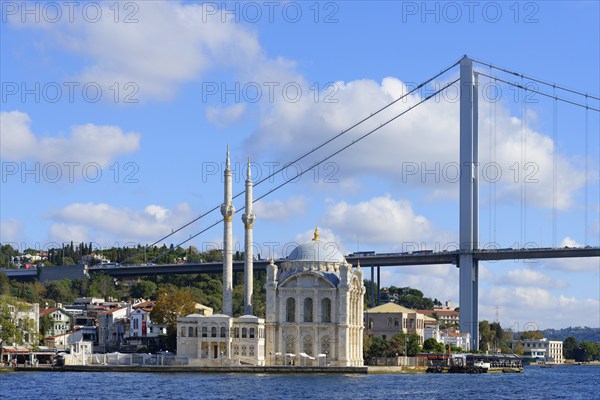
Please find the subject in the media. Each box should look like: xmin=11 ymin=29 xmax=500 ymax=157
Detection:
xmin=423 ymin=338 xmax=445 ymax=353
xmin=406 ymin=333 xmax=422 ymax=356
xmin=150 ymin=288 xmax=196 ymax=332
xmin=563 ymin=336 xmax=579 ymax=359
xmin=365 ymin=337 xmax=390 ymax=358
xmin=46 ymin=279 xmax=75 ymax=304
xmin=520 ymin=330 xmax=544 ymax=340
xmin=186 ymin=253 xmax=203 ymax=263
xmin=512 ymin=341 xmax=525 ymax=356
xmin=479 ymin=320 xmax=492 ymax=351
xmin=131 ymin=280 xmax=157 ymax=299
xmin=40 ymin=314 xmax=54 ymax=337
xmin=578 ymin=341 xmax=599 ymax=362
xmin=0 ymin=273 xmax=11 ymax=295
xmin=389 ymin=334 xmax=406 ymax=356
xmin=88 ymin=273 xmax=116 ymax=300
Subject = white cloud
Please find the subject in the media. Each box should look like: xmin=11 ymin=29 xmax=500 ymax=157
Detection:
xmin=48 ymin=223 xmax=89 ymax=244
xmin=0 ymin=219 xmax=24 ymax=243
xmin=323 ymin=194 xmax=440 ymax=249
xmin=10 ymin=1 xmax=264 ymax=100
xmin=481 ymin=286 xmax=600 ymax=329
xmin=496 ymin=269 xmax=567 ymax=289
xmin=542 ymin=257 xmax=600 ymax=272
xmin=0 ymin=111 xmax=140 ymax=167
xmin=253 ymin=196 xmax=307 ymax=221
xmin=206 ymin=104 xmax=246 ymax=127
xmin=0 ymin=111 xmax=37 ymax=160
xmin=561 ymin=236 xmax=582 ymax=248
xmin=49 ymin=202 xmax=194 ymax=243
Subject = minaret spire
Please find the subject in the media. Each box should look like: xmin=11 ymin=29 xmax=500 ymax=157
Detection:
xmin=242 ymin=157 xmax=256 ymax=315
xmin=221 ymin=146 xmax=235 ymax=316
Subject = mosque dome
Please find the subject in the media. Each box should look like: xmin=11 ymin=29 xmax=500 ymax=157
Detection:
xmin=286 ymin=228 xmax=346 ymax=264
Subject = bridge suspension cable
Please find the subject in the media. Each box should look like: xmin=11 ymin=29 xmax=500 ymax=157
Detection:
xmin=472 ymin=58 xmax=600 ymax=102
xmin=477 ymin=72 xmax=600 ymax=112
xmin=148 ymin=78 xmax=460 ymax=263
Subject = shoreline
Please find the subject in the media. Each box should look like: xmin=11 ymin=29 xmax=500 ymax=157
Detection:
xmin=8 ymin=365 xmax=369 ymax=374
xmin=4 ymin=362 xmax=599 ymax=374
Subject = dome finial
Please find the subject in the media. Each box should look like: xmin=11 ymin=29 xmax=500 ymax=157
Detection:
xmin=312 ymin=226 xmax=319 ymax=241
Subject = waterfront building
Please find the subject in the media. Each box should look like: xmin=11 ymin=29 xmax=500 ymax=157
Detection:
xmin=423 ymin=316 xmax=441 ymax=342
xmin=6 ymin=299 xmax=39 ymax=346
xmin=265 ymin=229 xmax=365 ymax=367
xmin=512 ymin=338 xmax=564 ymax=363
xmin=441 ymin=329 xmax=471 ymax=351
xmin=177 ymin=314 xmax=265 ymax=365
xmin=40 ymin=306 xmax=73 ymax=338
xmin=98 ymin=306 xmax=129 ymax=351
xmin=365 ymin=302 xmax=426 ymax=344
xmin=43 ymin=329 xmax=83 ymax=350
xmin=416 ymin=309 xmax=460 ymax=327
xmin=129 ymin=301 xmax=167 ymax=338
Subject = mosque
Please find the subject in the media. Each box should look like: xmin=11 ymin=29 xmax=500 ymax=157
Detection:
xmin=176 ymin=149 xmax=365 ymax=367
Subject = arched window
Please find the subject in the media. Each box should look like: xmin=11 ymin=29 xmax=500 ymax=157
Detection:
xmin=211 ymin=326 xmax=217 ymax=337
xmin=303 ymin=335 xmax=313 ymax=356
xmin=285 ymin=336 xmax=295 ymax=354
xmin=181 ymin=326 xmax=186 ymax=337
xmin=220 ymin=327 xmax=227 ymax=338
xmin=202 ymin=326 xmax=207 ymax=337
xmin=321 ymin=298 xmax=332 ymax=323
xmin=249 ymin=328 xmax=255 ymax=339
xmin=286 ymin=298 xmax=295 ymax=322
xmin=242 ymin=327 xmax=247 ymax=338
xmin=188 ymin=327 xmax=194 ymax=337
xmin=304 ymin=297 xmax=313 ymax=322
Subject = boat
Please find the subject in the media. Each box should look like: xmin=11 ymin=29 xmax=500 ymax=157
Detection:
xmin=451 ymin=354 xmax=523 ymax=373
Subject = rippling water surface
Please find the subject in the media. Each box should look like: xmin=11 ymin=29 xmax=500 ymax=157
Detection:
xmin=2 ymin=366 xmax=598 ymax=400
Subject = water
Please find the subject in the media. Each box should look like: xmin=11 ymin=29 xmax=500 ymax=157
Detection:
xmin=2 ymin=366 xmax=598 ymax=399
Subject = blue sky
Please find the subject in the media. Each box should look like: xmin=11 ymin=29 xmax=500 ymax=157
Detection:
xmin=1 ymin=1 xmax=599 ymax=329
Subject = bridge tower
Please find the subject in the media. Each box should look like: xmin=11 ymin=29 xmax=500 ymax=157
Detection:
xmin=221 ymin=147 xmax=235 ymax=316
xmin=459 ymin=56 xmax=480 ymax=350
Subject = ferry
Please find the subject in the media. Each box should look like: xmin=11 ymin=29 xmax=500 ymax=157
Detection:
xmin=426 ymin=353 xmax=523 ymax=373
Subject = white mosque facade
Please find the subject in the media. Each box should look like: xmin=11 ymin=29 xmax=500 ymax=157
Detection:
xmin=176 ymin=150 xmax=365 ymax=367
xmin=265 ymin=231 xmax=365 ymax=367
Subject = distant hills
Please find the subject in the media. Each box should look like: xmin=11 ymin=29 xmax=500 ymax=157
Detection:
xmin=540 ymin=327 xmax=600 ymax=343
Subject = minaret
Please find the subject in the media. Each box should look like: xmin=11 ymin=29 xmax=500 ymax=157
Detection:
xmin=220 ymin=147 xmax=235 ymax=316
xmin=242 ymin=158 xmax=256 ymax=315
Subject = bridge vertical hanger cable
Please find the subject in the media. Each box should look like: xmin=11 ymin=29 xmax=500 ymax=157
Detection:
xmin=492 ymin=73 xmax=498 ymax=247
xmin=488 ymin=69 xmax=493 ymax=247
xmin=584 ymin=96 xmax=589 ymax=246
xmin=520 ymin=73 xmax=526 ymax=247
xmin=552 ymin=86 xmax=557 ymax=248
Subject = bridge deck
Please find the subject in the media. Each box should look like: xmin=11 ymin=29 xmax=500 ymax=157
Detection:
xmin=1 ymin=247 xmax=598 ymax=280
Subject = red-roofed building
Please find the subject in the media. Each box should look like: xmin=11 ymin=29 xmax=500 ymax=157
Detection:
xmin=416 ymin=309 xmax=460 ymax=327
xmin=43 ymin=329 xmax=83 ymax=350
xmin=98 ymin=306 xmax=129 ymax=352
xmin=40 ymin=307 xmax=73 ymax=338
